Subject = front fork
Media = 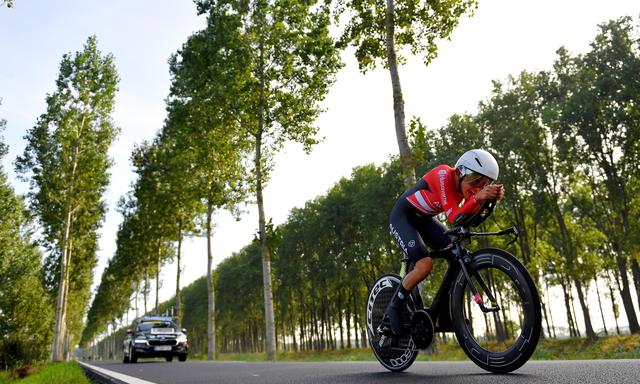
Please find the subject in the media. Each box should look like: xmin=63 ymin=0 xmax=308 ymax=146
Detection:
xmin=453 ymin=246 xmax=501 ymax=313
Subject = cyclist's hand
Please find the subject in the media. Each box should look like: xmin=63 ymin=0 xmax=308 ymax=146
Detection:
xmin=476 ymin=184 xmax=503 ymax=202
xmin=495 ymin=184 xmax=505 ymax=201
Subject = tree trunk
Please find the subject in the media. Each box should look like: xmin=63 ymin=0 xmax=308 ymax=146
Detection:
xmin=542 ymin=300 xmax=552 ymax=339
xmin=560 ymin=280 xmax=577 ymax=337
xmin=143 ymin=273 xmax=148 ymax=314
xmin=311 ymin=301 xmax=319 ymax=351
xmin=155 ymin=244 xmax=161 ymax=314
xmin=345 ymin=294 xmax=352 ymax=349
xmin=280 ymin=302 xmax=286 ymax=351
xmin=52 ymin=208 xmax=74 ymax=361
xmin=134 ymin=281 xmax=139 ymax=318
xmin=299 ymin=294 xmax=306 ymax=351
xmin=319 ymin=300 xmax=326 ymax=351
xmin=615 ymin=253 xmax=640 ymax=333
xmin=206 ymin=201 xmax=216 ymax=360
xmin=489 ymin=271 xmax=506 ymax=342
xmin=574 ymin=278 xmax=597 ymax=340
xmin=337 ymin=293 xmax=344 ymax=349
xmin=631 ymin=259 xmax=640 ymax=317
xmin=290 ymin=301 xmax=298 ymax=351
xmin=352 ymin=290 xmax=360 ymax=348
xmin=607 ymin=269 xmax=621 ymax=335
xmin=550 ymin=194 xmax=595 ymax=339
xmin=545 ymin=281 xmax=557 ymax=338
xmin=568 ymin=286 xmax=581 ymax=337
xmin=385 ymin=0 xmax=415 ymax=186
xmin=594 ymin=274 xmax=608 ymax=336
xmin=175 ymin=218 xmax=183 ymax=328
xmin=256 ymin=35 xmax=277 ymax=360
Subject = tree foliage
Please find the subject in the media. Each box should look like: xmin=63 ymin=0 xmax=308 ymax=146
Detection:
xmin=15 ymin=35 xmax=119 ymax=359
xmin=0 ymin=108 xmax=53 ymax=368
xmin=86 ymin=16 xmax=640 ymax=356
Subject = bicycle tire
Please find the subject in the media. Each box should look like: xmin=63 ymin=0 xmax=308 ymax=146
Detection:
xmin=450 ymin=248 xmax=541 ymax=373
xmin=366 ymin=273 xmax=418 ymax=372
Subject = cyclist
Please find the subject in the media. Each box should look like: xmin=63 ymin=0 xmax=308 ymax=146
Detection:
xmin=385 ymin=149 xmax=504 ymax=335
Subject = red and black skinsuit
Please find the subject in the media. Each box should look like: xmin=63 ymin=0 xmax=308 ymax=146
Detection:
xmin=389 ymin=165 xmax=482 ymax=263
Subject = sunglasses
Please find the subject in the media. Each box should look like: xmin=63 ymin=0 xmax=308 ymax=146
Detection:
xmin=464 ymin=172 xmax=493 ymax=186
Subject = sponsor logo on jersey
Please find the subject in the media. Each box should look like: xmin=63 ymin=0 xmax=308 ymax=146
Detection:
xmin=438 ymin=169 xmax=448 ymax=206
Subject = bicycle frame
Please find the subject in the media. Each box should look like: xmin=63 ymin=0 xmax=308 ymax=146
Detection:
xmin=399 ymin=225 xmax=519 ymax=333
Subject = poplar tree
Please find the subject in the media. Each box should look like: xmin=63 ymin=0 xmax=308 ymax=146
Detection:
xmin=15 ymin=36 xmax=119 ymax=360
xmin=195 ymin=0 xmax=342 ymax=360
xmin=167 ymin=6 xmax=254 ymax=359
xmin=335 ymin=0 xmax=477 ymax=185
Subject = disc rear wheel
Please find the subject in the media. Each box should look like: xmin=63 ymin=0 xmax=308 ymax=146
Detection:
xmin=366 ymin=274 xmax=418 ymax=372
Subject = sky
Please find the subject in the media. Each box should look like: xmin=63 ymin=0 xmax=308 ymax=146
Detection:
xmin=2 ymin=1 xmax=640 ymax=335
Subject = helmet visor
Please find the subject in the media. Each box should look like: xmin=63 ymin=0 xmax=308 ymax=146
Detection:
xmin=464 ymin=171 xmax=493 ymax=186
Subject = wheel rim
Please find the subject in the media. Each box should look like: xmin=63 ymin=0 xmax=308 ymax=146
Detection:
xmin=454 ymin=252 xmax=540 ymax=369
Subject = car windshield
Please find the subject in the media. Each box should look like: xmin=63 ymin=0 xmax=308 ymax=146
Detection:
xmin=136 ymin=321 xmax=176 ymax=332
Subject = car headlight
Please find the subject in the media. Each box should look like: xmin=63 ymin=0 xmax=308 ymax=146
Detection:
xmin=134 ymin=338 xmax=148 ymax=344
xmin=176 ymin=334 xmax=188 ymax=344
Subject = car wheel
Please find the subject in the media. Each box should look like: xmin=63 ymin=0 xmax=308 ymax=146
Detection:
xmin=178 ymin=354 xmax=187 ymax=362
xmin=165 ymin=356 xmax=173 ymax=362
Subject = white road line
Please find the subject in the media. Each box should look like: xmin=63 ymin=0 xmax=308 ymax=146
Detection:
xmin=79 ymin=361 xmax=158 ymax=384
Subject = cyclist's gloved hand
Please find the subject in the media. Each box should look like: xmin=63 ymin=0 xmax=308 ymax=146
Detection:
xmin=476 ymin=184 xmax=504 ymax=202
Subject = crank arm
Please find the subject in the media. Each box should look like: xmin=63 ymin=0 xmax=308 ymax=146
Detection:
xmin=389 ymin=346 xmax=417 ymax=352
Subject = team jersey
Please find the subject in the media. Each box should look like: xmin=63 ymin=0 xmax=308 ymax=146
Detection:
xmin=405 ymin=165 xmax=481 ymax=225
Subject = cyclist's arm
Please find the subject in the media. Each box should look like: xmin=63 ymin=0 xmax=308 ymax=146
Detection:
xmin=437 ymin=168 xmax=481 ymax=225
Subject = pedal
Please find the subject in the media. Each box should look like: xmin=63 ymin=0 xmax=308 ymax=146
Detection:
xmin=376 ymin=323 xmax=393 ymax=336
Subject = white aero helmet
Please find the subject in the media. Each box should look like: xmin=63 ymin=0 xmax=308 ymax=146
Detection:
xmin=455 ymin=149 xmax=499 ymax=181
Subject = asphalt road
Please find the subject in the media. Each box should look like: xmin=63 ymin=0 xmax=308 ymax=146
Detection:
xmin=83 ymin=359 xmax=640 ymax=384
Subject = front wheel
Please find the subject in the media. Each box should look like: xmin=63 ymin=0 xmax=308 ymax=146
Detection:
xmin=365 ymin=274 xmax=418 ymax=372
xmin=450 ymin=248 xmax=541 ymax=373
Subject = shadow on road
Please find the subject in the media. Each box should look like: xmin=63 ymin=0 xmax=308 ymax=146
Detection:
xmin=336 ymin=370 xmax=537 ymax=383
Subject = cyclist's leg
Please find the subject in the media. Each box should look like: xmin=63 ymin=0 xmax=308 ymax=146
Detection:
xmin=386 ymin=203 xmax=432 ymax=334
xmin=416 ymin=216 xmax=452 ymax=252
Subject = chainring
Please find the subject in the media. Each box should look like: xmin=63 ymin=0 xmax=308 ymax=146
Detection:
xmin=410 ymin=310 xmax=435 ymax=350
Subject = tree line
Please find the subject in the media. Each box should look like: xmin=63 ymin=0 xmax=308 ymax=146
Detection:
xmin=84 ymin=16 xmax=640 ymax=357
xmin=1 ymin=1 xmax=638 ymax=367
xmin=81 ymin=0 xmax=479 ymax=359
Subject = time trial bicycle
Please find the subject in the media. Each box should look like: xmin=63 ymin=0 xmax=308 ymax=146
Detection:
xmin=366 ymin=200 xmax=542 ymax=373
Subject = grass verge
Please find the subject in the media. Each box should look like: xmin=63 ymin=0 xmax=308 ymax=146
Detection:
xmin=0 ymin=362 xmax=89 ymax=384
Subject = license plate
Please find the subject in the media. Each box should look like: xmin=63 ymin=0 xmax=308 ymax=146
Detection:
xmin=151 ymin=328 xmax=174 ymax=334
xmin=154 ymin=346 xmax=172 ymax=351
